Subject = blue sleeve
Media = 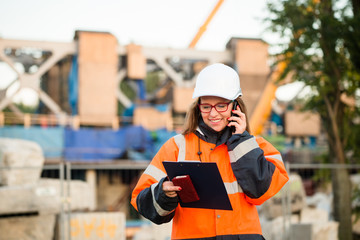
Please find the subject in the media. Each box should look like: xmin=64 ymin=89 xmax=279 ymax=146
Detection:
xmin=136 ymin=177 xmax=179 ymax=224
xmin=227 ymin=131 xmax=276 ymax=199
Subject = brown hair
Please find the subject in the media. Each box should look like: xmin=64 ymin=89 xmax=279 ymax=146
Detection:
xmin=182 ymin=96 xmax=251 ymax=135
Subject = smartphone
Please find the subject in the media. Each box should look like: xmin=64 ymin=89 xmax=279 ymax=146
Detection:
xmin=231 ymin=101 xmax=239 ymax=133
xmin=172 ymin=175 xmax=200 ymax=203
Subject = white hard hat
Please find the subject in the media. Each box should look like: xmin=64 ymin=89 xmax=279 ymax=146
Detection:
xmin=192 ymin=63 xmax=242 ymax=100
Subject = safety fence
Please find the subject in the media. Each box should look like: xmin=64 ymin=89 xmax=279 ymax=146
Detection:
xmin=1 ymin=162 xmax=359 ymax=240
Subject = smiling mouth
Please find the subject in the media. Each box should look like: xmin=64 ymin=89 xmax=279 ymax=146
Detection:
xmin=209 ymin=119 xmax=221 ymax=123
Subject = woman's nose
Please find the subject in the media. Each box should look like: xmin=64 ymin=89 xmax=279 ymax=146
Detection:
xmin=209 ymin=107 xmax=218 ymax=115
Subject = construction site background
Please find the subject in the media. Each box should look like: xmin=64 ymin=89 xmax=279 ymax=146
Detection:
xmin=0 ymin=30 xmax=359 ymax=240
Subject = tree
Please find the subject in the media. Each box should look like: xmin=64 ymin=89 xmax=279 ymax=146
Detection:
xmin=266 ymin=0 xmax=360 ymax=239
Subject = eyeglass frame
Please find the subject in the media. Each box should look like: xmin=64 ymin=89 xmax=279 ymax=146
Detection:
xmin=198 ymin=101 xmax=234 ymax=113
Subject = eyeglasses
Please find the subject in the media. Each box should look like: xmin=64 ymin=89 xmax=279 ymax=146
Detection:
xmin=198 ymin=101 xmax=233 ymax=113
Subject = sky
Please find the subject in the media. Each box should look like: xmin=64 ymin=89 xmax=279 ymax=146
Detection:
xmin=0 ymin=0 xmax=299 ymax=105
xmin=0 ymin=0 xmax=273 ymax=51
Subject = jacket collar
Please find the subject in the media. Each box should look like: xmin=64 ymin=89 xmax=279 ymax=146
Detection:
xmin=195 ymin=117 xmax=232 ymax=147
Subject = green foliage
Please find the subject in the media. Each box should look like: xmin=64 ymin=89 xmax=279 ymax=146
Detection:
xmin=15 ymin=102 xmax=37 ymax=113
xmin=266 ymin=0 xmax=360 ymax=162
xmin=262 ymin=135 xmax=287 ymax=153
xmin=145 ymin=71 xmax=161 ymax=94
xmin=2 ymin=103 xmax=37 ymax=114
xmin=117 ymin=80 xmax=136 ymax=115
xmin=312 ymin=152 xmax=332 ymax=184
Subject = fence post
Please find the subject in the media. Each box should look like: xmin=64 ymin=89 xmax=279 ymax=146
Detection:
xmin=284 ymin=161 xmax=291 ymax=240
xmin=66 ymin=161 xmax=72 ymax=240
xmin=59 ymin=162 xmax=65 ymax=240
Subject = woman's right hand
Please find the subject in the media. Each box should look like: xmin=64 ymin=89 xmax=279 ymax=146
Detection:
xmin=163 ymin=180 xmax=181 ymax=198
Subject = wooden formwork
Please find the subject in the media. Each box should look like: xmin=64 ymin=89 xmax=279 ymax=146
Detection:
xmin=133 ymin=106 xmax=173 ymax=131
xmin=126 ymin=44 xmax=146 ymax=79
xmin=77 ymin=31 xmax=118 ymax=127
xmin=285 ymin=111 xmax=321 ymax=136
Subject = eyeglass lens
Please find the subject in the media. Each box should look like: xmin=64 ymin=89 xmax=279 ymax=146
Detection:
xmin=199 ymin=102 xmax=231 ymax=113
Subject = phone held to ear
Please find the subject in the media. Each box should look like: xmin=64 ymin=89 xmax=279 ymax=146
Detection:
xmin=231 ymin=101 xmax=239 ymax=133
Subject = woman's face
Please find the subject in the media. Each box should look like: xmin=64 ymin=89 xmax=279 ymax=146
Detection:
xmin=199 ymin=96 xmax=233 ymax=132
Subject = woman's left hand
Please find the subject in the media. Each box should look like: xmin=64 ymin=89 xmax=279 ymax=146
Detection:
xmin=228 ymin=106 xmax=247 ymax=134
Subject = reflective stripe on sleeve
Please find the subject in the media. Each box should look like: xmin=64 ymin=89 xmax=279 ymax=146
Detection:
xmin=228 ymin=137 xmax=259 ymax=163
xmin=151 ymin=182 xmax=174 ymax=216
xmin=224 ymin=181 xmax=243 ymax=194
xmin=266 ymin=154 xmax=283 ymax=163
xmin=174 ymin=134 xmax=186 ymax=162
xmin=143 ymin=164 xmax=167 ymax=182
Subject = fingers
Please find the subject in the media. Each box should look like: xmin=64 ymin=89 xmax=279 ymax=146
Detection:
xmin=229 ymin=106 xmax=247 ymax=134
xmin=163 ymin=181 xmax=181 ymax=191
xmin=164 ymin=185 xmax=181 ymax=192
xmin=232 ymin=106 xmax=246 ymax=119
xmin=163 ymin=181 xmax=181 ymax=198
xmin=229 ymin=108 xmax=246 ymax=123
xmin=166 ymin=191 xmax=178 ymax=198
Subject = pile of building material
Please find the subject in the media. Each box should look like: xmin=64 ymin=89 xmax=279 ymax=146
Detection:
xmin=260 ymin=173 xmax=338 ymax=240
xmin=132 ymin=220 xmax=172 ymax=240
xmin=350 ymin=174 xmax=360 ymax=237
xmin=0 ymin=138 xmax=125 ymax=240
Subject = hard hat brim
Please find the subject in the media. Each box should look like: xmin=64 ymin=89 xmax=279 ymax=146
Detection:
xmin=192 ymin=89 xmax=242 ymax=100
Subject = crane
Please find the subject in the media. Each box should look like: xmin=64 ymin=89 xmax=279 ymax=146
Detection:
xmin=188 ymin=0 xmax=225 ymax=49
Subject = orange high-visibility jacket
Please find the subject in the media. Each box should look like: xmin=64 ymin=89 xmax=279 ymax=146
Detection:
xmin=131 ymin=131 xmax=289 ymax=240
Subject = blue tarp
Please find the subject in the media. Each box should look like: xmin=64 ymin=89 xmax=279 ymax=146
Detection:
xmin=64 ymin=126 xmax=153 ymax=161
xmin=0 ymin=126 xmax=64 ymax=158
xmin=151 ymin=128 xmax=177 ymax=153
xmin=0 ymin=125 xmax=176 ymax=161
xmin=128 ymin=128 xmax=177 ymax=161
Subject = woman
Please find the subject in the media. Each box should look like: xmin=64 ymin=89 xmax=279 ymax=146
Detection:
xmin=131 ymin=63 xmax=289 ymax=240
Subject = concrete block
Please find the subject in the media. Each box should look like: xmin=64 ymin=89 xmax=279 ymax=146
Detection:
xmin=0 ymin=138 xmax=44 ymax=186
xmin=0 ymin=214 xmax=55 ymax=240
xmin=133 ymin=221 xmax=172 ymax=240
xmin=312 ymin=221 xmax=338 ymax=240
xmin=300 ymin=208 xmax=338 ymax=240
xmin=262 ymin=219 xmax=338 ymax=240
xmin=59 ymin=212 xmax=126 ymax=240
xmin=0 ymin=178 xmax=95 ymax=215
xmin=291 ymin=224 xmax=312 ymax=240
xmin=261 ymin=173 xmax=306 ymax=219
xmin=261 ymin=216 xmax=285 ymax=240
xmin=301 ymin=207 xmax=329 ymax=224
